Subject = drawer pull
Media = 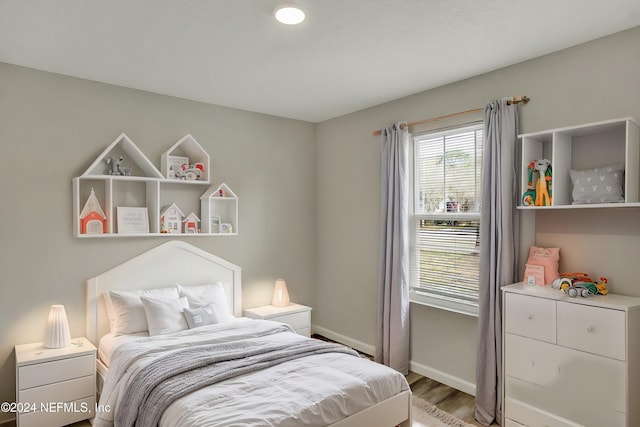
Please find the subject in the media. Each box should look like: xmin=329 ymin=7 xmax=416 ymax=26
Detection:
xmin=527 ymin=314 xmax=533 ymax=320
xmin=587 ymin=326 xmax=595 ymax=333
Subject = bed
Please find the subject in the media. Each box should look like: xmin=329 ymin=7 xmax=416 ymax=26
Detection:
xmin=86 ymin=241 xmax=411 ymax=427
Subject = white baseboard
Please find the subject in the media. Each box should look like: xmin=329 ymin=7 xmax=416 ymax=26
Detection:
xmin=311 ymin=324 xmax=376 ymax=356
xmin=312 ymin=324 xmax=476 ymax=397
xmin=409 ymin=360 xmax=476 ymax=396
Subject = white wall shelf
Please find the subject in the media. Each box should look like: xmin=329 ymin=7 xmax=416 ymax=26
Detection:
xmin=519 ymin=117 xmax=640 ymax=209
xmin=73 ymin=134 xmax=237 ymax=238
xmin=200 ymin=183 xmax=238 ymax=236
xmin=160 ymin=134 xmax=210 ymax=183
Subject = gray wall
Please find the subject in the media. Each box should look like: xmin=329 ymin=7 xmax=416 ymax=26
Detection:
xmin=0 ymin=63 xmax=316 ymax=413
xmin=314 ymin=25 xmax=640 ymax=389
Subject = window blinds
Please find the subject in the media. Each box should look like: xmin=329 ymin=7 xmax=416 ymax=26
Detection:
xmin=412 ymin=125 xmax=483 ymax=306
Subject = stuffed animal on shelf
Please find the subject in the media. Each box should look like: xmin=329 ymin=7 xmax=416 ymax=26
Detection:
xmin=534 ymin=159 xmax=552 ymax=206
xmin=522 ymin=159 xmax=553 ymax=206
xmin=104 ymin=156 xmax=132 ymax=176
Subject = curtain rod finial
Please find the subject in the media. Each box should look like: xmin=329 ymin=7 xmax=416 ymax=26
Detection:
xmin=508 ymin=95 xmax=529 ymax=105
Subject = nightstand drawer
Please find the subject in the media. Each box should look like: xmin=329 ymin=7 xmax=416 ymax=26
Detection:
xmin=19 ymin=375 xmax=94 ymax=406
xmin=557 ymin=301 xmax=626 ymax=360
xmin=18 ymin=354 xmax=94 ymax=389
xmin=277 ymin=312 xmax=309 ymax=331
xmin=505 ymin=293 xmax=556 ymax=343
xmin=18 ymin=395 xmax=95 ymax=427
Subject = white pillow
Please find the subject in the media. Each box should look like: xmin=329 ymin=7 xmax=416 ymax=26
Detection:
xmin=107 ymin=286 xmax=179 ymax=335
xmin=141 ymin=296 xmax=189 ymax=336
xmin=178 ymin=283 xmax=235 ymax=323
xmin=183 ymin=303 xmax=220 ymax=329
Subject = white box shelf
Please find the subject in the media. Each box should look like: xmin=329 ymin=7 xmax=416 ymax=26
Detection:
xmin=519 ymin=117 xmax=640 ymax=209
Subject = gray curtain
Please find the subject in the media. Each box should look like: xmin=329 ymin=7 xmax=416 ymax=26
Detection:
xmin=475 ymin=100 xmax=519 ymax=425
xmin=375 ymin=122 xmax=410 ymax=375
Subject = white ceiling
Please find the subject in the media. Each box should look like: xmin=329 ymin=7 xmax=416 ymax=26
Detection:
xmin=1 ymin=1 xmax=640 ymax=123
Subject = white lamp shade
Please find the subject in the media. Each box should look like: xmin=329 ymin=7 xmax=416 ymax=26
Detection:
xmin=43 ymin=305 xmax=71 ymax=348
xmin=272 ymin=279 xmax=290 ymax=307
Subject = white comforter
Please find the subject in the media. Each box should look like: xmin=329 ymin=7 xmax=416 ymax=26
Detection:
xmin=95 ymin=319 xmax=409 ymax=427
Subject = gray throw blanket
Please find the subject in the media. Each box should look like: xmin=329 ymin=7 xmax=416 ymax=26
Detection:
xmin=115 ymin=337 xmax=359 ymax=427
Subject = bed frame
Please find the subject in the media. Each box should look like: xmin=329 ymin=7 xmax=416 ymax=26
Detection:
xmin=85 ymin=241 xmax=411 ymax=427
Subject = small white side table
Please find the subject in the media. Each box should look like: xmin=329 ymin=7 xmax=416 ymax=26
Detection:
xmin=15 ymin=337 xmax=96 ymax=427
xmin=244 ymin=303 xmax=312 ymax=337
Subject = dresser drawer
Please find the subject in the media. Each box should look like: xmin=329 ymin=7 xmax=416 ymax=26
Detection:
xmin=505 ymin=293 xmax=556 ymax=343
xmin=18 ymin=375 xmax=94 ymax=407
xmin=505 ymin=334 xmax=626 ymax=425
xmin=505 ymin=397 xmax=604 ymax=427
xmin=276 ymin=311 xmax=309 ymax=331
xmin=557 ymin=301 xmax=626 ymax=360
xmin=18 ymin=354 xmax=95 ymax=389
xmin=505 ymin=334 xmax=558 ymax=386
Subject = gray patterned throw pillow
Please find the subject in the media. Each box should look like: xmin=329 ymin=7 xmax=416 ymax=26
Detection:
xmin=569 ymin=164 xmax=624 ymax=204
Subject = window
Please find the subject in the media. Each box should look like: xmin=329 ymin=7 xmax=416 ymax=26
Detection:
xmin=410 ymin=124 xmax=483 ymax=316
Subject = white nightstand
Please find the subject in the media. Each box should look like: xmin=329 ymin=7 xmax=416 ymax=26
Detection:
xmin=15 ymin=337 xmax=96 ymax=427
xmin=244 ymin=303 xmax=312 ymax=337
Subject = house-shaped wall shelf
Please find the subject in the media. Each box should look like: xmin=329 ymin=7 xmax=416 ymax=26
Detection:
xmin=161 ymin=134 xmax=210 ymax=183
xmin=160 ymin=202 xmax=185 ymax=234
xmin=81 ymin=133 xmax=164 ymax=179
xmin=200 ymin=183 xmax=238 ymax=235
xmin=73 ymin=133 xmax=234 ymax=238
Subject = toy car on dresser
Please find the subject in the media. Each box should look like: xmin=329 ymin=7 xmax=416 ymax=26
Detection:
xmin=551 ymin=272 xmax=609 ymax=297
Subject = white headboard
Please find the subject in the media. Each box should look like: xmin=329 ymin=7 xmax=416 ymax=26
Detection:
xmin=85 ymin=241 xmax=242 ymax=345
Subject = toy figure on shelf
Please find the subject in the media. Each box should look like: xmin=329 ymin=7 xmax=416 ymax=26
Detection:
xmin=535 ymin=159 xmax=552 ymax=206
xmin=522 ymin=159 xmax=553 ymax=206
xmin=105 ymin=156 xmax=132 ymax=176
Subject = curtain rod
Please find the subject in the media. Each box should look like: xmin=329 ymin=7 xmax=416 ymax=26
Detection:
xmin=372 ymin=95 xmax=530 ymax=136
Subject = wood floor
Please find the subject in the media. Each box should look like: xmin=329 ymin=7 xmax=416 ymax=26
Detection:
xmin=406 ymin=371 xmax=498 ymax=426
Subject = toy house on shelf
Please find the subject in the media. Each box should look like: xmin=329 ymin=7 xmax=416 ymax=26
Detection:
xmin=200 ymin=183 xmax=238 ymax=235
xmin=79 ymin=188 xmax=107 ymax=234
xmin=160 ymin=203 xmax=185 ymax=234
xmin=183 ymin=212 xmax=200 ymax=234
xmin=161 ymin=135 xmax=210 ymax=183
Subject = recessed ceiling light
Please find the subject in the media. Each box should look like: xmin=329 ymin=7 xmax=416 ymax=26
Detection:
xmin=274 ymin=5 xmax=305 ymax=25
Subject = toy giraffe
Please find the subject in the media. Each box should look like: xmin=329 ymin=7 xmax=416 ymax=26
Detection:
xmin=534 ymin=159 xmax=552 ymax=206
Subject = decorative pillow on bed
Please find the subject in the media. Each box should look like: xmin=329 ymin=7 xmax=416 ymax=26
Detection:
xmin=183 ymin=303 xmax=220 ymax=329
xmin=178 ymin=283 xmax=235 ymax=323
xmin=107 ymin=286 xmax=179 ymax=335
xmin=569 ymin=164 xmax=624 ymax=204
xmin=526 ymin=245 xmax=560 ymax=285
xmin=140 ymin=296 xmax=190 ymax=336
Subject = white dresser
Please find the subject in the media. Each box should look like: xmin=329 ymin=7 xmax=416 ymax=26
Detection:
xmin=15 ymin=337 xmax=96 ymax=427
xmin=502 ymin=284 xmax=640 ymax=427
xmin=244 ymin=303 xmax=312 ymax=337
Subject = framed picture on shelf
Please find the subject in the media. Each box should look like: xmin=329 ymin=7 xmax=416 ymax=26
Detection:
xmin=210 ymin=215 xmax=221 ymax=233
xmin=117 ymin=207 xmax=149 ymax=234
xmin=167 ymin=155 xmax=189 ymax=179
xmin=220 ymin=223 xmax=233 ymax=234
